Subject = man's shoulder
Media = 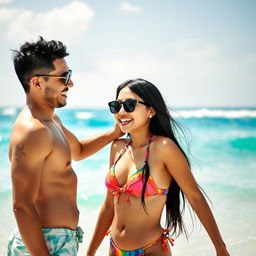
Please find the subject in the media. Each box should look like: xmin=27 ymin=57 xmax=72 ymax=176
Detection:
xmin=11 ymin=113 xmax=53 ymax=149
xmin=15 ymin=116 xmax=50 ymax=136
xmin=10 ymin=119 xmax=53 ymax=162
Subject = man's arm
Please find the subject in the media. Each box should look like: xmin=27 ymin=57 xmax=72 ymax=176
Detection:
xmin=10 ymin=127 xmax=52 ymax=256
xmin=54 ymin=114 xmax=123 ymax=161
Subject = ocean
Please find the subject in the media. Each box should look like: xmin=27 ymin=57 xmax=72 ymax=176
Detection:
xmin=0 ymin=106 xmax=255 ymax=255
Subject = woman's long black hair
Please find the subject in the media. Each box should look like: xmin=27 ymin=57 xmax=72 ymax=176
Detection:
xmin=116 ymin=78 xmax=190 ymax=237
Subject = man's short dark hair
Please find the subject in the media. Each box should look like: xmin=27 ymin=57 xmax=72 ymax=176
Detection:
xmin=12 ymin=36 xmax=69 ymax=93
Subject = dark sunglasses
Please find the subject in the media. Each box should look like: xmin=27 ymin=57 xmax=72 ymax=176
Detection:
xmin=108 ymin=99 xmax=150 ymax=114
xmin=34 ymin=70 xmax=72 ymax=85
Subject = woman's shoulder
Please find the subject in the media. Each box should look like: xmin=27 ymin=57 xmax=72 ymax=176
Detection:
xmin=111 ymin=137 xmax=130 ymax=152
xmin=152 ymin=135 xmax=180 ymax=154
xmin=109 ymin=138 xmax=130 ymax=165
xmin=152 ymin=135 xmax=176 ymax=147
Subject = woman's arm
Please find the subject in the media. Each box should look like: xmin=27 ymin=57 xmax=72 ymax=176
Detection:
xmin=158 ymin=137 xmax=230 ymax=256
xmin=86 ymin=140 xmax=124 ymax=255
xmin=86 ymin=191 xmax=114 ymax=256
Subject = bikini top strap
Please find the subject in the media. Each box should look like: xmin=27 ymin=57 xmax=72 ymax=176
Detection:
xmin=113 ymin=140 xmax=132 ymax=166
xmin=145 ymin=135 xmax=153 ymax=162
xmin=114 ymin=136 xmax=152 ymax=165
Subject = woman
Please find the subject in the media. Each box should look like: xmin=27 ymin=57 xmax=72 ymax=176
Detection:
xmin=86 ymin=79 xmax=230 ymax=256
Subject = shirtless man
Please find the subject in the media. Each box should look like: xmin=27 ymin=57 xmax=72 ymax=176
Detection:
xmin=7 ymin=37 xmax=121 ymax=255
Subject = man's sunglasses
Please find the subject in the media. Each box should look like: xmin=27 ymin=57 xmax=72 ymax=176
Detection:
xmin=34 ymin=70 xmax=72 ymax=85
xmin=108 ymin=99 xmax=150 ymax=114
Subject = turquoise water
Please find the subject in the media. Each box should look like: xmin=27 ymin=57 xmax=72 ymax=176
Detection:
xmin=0 ymin=106 xmax=256 ymax=255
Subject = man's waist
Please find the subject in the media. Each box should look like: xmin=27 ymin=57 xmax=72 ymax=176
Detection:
xmin=12 ymin=226 xmax=84 ymax=243
xmin=42 ymin=226 xmax=84 ymax=242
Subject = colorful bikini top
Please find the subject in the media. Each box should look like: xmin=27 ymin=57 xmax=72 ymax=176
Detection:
xmin=105 ymin=136 xmax=169 ymax=204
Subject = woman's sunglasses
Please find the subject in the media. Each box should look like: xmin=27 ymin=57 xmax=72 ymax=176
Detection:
xmin=34 ymin=70 xmax=72 ymax=85
xmin=108 ymin=99 xmax=150 ymax=114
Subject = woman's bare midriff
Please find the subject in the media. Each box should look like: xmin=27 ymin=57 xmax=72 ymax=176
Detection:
xmin=111 ymin=194 xmax=167 ymax=251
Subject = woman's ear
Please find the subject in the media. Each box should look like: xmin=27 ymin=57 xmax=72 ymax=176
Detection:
xmin=149 ymin=107 xmax=156 ymax=118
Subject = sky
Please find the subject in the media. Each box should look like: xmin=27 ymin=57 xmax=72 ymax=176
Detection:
xmin=0 ymin=0 xmax=255 ymax=108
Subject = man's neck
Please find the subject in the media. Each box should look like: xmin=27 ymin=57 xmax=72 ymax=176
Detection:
xmin=26 ymin=100 xmax=55 ymax=121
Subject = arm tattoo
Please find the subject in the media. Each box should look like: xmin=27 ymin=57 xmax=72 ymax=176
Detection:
xmin=14 ymin=144 xmax=27 ymax=163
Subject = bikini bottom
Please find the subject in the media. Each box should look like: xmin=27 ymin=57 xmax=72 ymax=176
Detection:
xmin=109 ymin=229 xmax=174 ymax=256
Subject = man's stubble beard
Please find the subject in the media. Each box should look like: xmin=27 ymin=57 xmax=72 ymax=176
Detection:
xmin=44 ymin=87 xmax=67 ymax=108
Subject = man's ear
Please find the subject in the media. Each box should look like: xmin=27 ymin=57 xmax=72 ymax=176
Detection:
xmin=30 ymin=76 xmax=41 ymax=88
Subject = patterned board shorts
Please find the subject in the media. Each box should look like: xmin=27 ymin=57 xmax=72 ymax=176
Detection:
xmin=7 ymin=226 xmax=84 ymax=256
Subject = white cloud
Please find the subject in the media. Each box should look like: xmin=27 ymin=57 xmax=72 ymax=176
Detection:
xmin=0 ymin=0 xmax=12 ymax=4
xmin=246 ymin=53 xmax=256 ymax=63
xmin=67 ymin=54 xmax=167 ymax=107
xmin=0 ymin=7 xmax=18 ymax=21
xmin=67 ymin=41 xmax=255 ymax=107
xmin=0 ymin=1 xmax=94 ymax=43
xmin=120 ymin=2 xmax=141 ymax=13
xmin=174 ymin=39 xmax=219 ymax=59
xmin=1 ymin=39 xmax=254 ymax=107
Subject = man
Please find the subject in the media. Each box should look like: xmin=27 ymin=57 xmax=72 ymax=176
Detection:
xmin=8 ymin=37 xmax=121 ymax=255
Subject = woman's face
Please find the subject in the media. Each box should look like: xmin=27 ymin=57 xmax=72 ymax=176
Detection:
xmin=114 ymin=87 xmax=154 ymax=134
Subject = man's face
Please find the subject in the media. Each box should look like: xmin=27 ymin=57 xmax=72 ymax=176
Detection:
xmin=41 ymin=58 xmax=73 ymax=108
